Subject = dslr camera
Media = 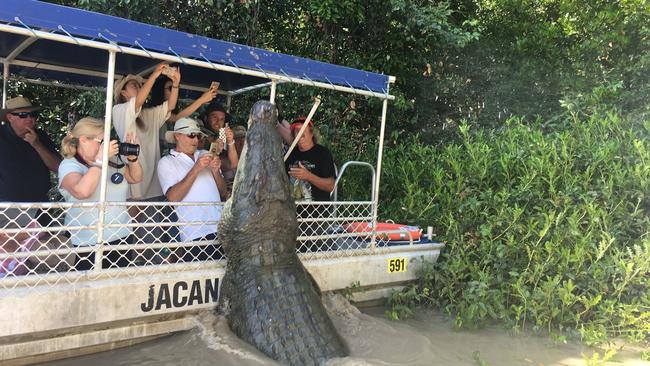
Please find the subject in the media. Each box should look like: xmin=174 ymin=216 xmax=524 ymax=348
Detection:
xmin=118 ymin=142 xmax=140 ymax=157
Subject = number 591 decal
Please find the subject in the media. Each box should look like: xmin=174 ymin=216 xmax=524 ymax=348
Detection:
xmin=387 ymin=257 xmax=407 ymax=273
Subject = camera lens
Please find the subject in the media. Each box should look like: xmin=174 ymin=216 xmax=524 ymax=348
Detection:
xmin=118 ymin=142 xmax=140 ymax=157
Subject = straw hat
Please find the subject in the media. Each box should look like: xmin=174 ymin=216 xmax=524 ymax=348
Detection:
xmin=0 ymin=97 xmax=41 ymax=121
xmin=113 ymin=74 xmax=145 ymax=103
xmin=164 ymin=118 xmax=207 ymax=143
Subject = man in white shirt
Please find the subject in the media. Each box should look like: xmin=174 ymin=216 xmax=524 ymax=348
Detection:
xmin=157 ymin=118 xmax=227 ymax=261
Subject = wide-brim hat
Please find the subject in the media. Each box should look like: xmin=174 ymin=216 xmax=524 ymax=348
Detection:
xmin=114 ymin=74 xmax=145 ymax=103
xmin=164 ymin=117 xmax=207 ymax=143
xmin=0 ymin=97 xmax=41 ymax=121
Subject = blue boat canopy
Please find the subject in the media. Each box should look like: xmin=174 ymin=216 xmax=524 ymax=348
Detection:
xmin=0 ymin=0 xmax=392 ymax=97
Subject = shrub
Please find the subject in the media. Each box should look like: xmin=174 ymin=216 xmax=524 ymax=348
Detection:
xmin=384 ymin=110 xmax=649 ymax=345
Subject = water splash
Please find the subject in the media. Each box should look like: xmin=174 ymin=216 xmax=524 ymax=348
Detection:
xmin=192 ymin=312 xmax=281 ymax=365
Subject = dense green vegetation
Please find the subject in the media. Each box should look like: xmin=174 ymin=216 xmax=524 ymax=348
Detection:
xmin=5 ymin=0 xmax=647 ymax=347
xmin=384 ymin=106 xmax=649 ymax=346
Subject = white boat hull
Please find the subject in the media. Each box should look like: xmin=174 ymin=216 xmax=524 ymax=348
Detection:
xmin=0 ymin=244 xmax=442 ymax=364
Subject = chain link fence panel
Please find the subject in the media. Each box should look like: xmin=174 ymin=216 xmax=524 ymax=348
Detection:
xmin=0 ymin=201 xmax=405 ymax=291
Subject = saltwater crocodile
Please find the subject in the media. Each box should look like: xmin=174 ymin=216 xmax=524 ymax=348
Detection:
xmin=217 ymin=101 xmax=348 ymax=365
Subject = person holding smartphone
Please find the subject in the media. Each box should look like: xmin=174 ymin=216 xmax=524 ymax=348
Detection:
xmin=285 ymin=117 xmax=336 ymax=252
xmin=202 ymin=103 xmax=239 ymax=199
xmin=158 ymin=118 xmax=226 ymax=261
xmin=112 ymin=63 xmax=182 ymax=264
xmin=112 ymin=62 xmax=179 ymax=200
xmin=148 ymin=72 xmax=219 ymax=153
xmin=285 ymin=117 xmax=335 ymax=201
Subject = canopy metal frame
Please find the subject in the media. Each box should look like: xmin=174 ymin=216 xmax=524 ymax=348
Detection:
xmin=0 ymin=23 xmax=395 ymax=100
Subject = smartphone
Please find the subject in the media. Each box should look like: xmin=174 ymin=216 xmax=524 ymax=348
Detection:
xmin=161 ymin=65 xmax=177 ymax=78
xmin=210 ymin=81 xmax=220 ymax=90
xmin=209 ymin=142 xmax=220 ymax=156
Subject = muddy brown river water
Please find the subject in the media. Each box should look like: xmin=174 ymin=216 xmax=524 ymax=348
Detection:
xmin=42 ymin=295 xmax=648 ymax=366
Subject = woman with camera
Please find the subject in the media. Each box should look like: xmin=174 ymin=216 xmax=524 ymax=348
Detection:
xmin=58 ymin=117 xmax=142 ymax=270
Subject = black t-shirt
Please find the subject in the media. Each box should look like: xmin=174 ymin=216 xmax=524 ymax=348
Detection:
xmin=0 ymin=123 xmax=59 ymax=202
xmin=285 ymin=144 xmax=336 ymax=202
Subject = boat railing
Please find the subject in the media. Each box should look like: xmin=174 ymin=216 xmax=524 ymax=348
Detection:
xmin=0 ymin=200 xmax=411 ymax=290
xmin=332 ymin=161 xmax=376 ymax=202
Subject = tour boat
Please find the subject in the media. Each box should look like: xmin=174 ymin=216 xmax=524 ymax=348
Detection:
xmin=0 ymin=1 xmax=444 ymax=363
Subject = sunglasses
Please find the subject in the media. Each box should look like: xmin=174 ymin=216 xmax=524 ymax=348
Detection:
xmin=11 ymin=111 xmax=39 ymax=119
xmin=93 ymin=137 xmax=104 ymax=144
xmin=184 ymin=133 xmax=201 ymax=139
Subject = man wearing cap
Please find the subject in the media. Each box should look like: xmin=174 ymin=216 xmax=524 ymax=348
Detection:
xmin=285 ymin=117 xmax=335 ymax=201
xmin=202 ymin=103 xmax=240 ymax=199
xmin=0 ymin=96 xmax=61 ymax=203
xmin=285 ymin=117 xmax=336 ymax=252
xmin=157 ymin=118 xmax=226 ymax=261
xmin=202 ymin=103 xmax=239 ymax=169
xmin=0 ymin=96 xmax=61 ymax=275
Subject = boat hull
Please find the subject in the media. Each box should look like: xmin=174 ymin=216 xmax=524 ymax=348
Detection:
xmin=0 ymin=244 xmax=442 ymax=364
